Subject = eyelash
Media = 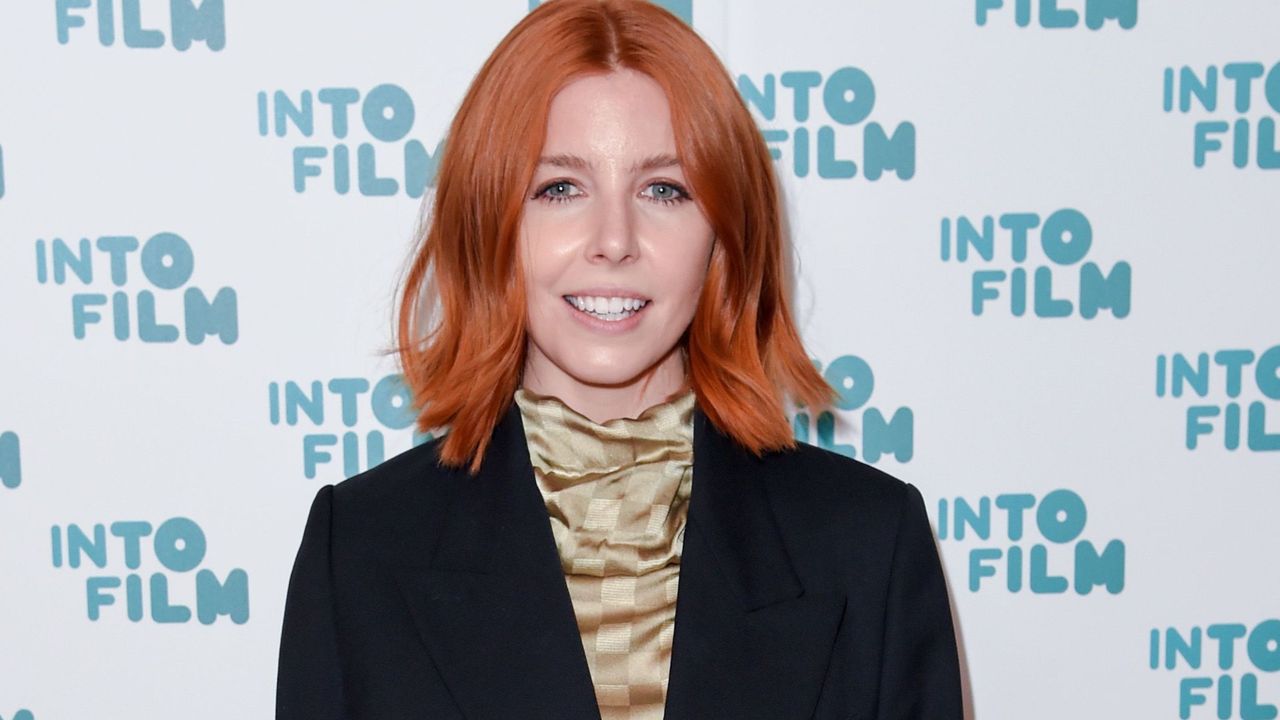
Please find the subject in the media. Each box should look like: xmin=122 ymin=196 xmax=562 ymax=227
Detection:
xmin=531 ymin=179 xmax=692 ymax=207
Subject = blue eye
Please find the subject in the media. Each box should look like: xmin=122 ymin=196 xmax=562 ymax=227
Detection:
xmin=535 ymin=180 xmax=582 ymax=203
xmin=643 ymin=181 xmax=690 ymax=206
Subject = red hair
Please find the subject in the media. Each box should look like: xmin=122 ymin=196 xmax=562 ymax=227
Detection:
xmin=395 ymin=0 xmax=836 ymax=475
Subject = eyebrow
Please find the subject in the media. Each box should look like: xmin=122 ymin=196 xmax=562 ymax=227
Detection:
xmin=537 ymin=153 xmax=681 ymax=173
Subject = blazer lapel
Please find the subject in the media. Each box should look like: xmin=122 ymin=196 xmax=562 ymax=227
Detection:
xmin=662 ymin=407 xmax=847 ymax=719
xmin=390 ymin=401 xmax=602 ymax=719
xmin=390 ymin=398 xmax=845 ymax=720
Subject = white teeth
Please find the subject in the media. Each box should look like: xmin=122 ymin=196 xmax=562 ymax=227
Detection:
xmin=563 ymin=295 xmax=649 ymax=321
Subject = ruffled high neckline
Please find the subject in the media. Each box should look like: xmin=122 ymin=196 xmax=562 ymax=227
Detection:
xmin=513 ymin=385 xmax=696 ymax=564
xmin=512 ymin=387 xmax=696 ymax=489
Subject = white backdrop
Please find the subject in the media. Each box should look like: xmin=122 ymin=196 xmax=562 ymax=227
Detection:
xmin=2 ymin=1 xmax=1277 ymax=718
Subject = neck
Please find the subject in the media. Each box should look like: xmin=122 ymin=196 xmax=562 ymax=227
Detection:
xmin=520 ymin=344 xmax=690 ymax=425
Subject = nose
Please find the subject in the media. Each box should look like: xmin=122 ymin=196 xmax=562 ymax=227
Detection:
xmin=586 ymin=188 xmax=639 ymax=264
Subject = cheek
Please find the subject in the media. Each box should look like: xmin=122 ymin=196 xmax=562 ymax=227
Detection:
xmin=520 ymin=215 xmax=583 ymax=284
xmin=657 ymin=222 xmax=715 ymax=301
xmin=517 ymin=229 xmax=548 ymax=326
xmin=518 ymin=227 xmax=555 ymax=300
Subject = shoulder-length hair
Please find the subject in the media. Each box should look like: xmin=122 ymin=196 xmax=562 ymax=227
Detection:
xmin=395 ymin=0 xmax=835 ymax=475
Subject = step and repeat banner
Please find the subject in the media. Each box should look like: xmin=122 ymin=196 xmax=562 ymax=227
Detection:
xmin=1 ymin=1 xmax=1277 ymax=718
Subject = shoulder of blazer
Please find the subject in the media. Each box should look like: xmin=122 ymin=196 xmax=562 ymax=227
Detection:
xmin=322 ymin=435 xmax=464 ymax=567
xmin=331 ymin=433 xmax=457 ymax=505
xmin=753 ymin=439 xmax=918 ymax=556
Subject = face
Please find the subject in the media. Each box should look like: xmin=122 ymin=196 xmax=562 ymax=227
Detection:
xmin=518 ymin=68 xmax=715 ymax=402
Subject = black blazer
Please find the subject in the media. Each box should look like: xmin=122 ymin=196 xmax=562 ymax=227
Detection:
xmin=277 ymin=399 xmax=964 ymax=719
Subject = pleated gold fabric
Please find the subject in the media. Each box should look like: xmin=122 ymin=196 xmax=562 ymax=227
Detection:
xmin=513 ymin=386 xmax=697 ymax=720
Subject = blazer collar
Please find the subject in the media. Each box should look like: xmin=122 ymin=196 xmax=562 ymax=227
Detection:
xmin=390 ymin=398 xmax=845 ymax=719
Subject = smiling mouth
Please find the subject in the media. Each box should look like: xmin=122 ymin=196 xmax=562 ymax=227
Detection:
xmin=563 ymin=295 xmax=650 ymax=322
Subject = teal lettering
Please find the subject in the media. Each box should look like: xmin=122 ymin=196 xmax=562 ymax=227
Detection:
xmin=196 ymin=568 xmax=250 ymax=624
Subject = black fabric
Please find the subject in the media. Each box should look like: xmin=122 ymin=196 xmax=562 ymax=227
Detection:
xmin=276 ymin=400 xmax=964 ymax=719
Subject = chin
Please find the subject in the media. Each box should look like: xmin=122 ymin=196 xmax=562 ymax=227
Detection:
xmin=561 ymin=360 xmax=657 ymax=389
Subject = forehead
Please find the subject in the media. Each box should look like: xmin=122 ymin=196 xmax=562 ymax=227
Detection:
xmin=541 ymin=68 xmax=677 ymax=161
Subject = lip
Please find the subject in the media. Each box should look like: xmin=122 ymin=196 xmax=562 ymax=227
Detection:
xmin=562 ymin=295 xmax=649 ymax=334
xmin=563 ymin=287 xmax=651 ymax=301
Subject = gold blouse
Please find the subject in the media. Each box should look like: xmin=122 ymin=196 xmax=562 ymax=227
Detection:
xmin=513 ymin=386 xmax=697 ymax=720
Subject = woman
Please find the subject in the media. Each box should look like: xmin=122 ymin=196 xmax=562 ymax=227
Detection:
xmin=276 ymin=1 xmax=963 ymax=718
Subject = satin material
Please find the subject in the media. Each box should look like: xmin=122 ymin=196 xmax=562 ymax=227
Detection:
xmin=513 ymin=387 xmax=697 ymax=720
